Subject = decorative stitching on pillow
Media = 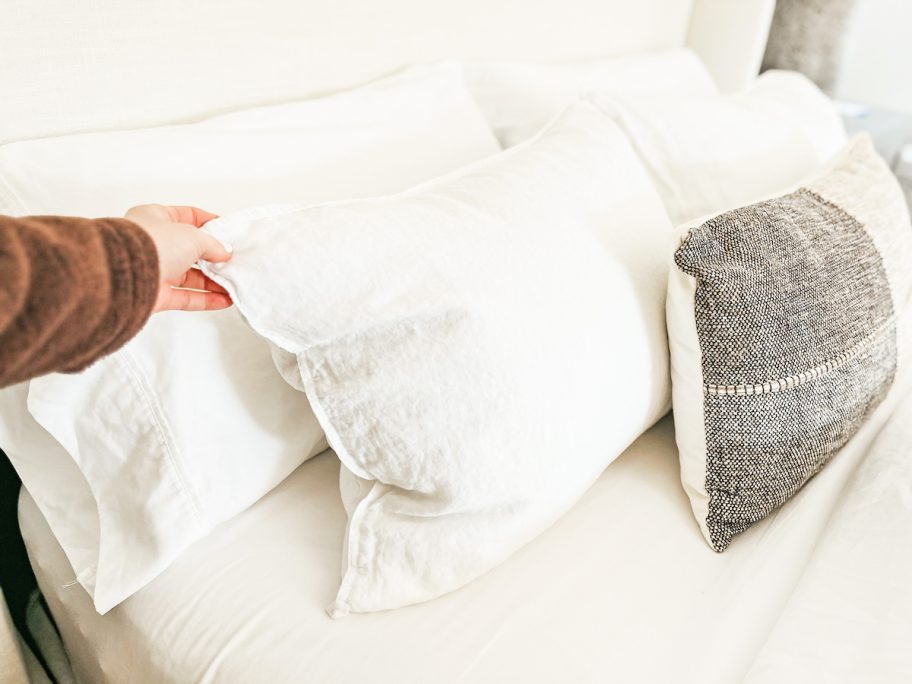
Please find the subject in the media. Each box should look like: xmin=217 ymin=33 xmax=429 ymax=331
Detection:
xmin=704 ymin=316 xmax=896 ymax=396
xmin=113 ymin=351 xmax=204 ymax=523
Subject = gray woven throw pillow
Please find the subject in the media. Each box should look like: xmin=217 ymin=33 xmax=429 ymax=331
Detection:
xmin=668 ymin=134 xmax=912 ymax=551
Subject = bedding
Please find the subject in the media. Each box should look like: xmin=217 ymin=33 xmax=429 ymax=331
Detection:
xmin=201 ymin=102 xmax=675 ymax=615
xmin=667 ymin=134 xmax=912 ymax=551
xmin=19 ymin=391 xmax=910 ymax=684
xmin=463 ymin=48 xmax=719 ymax=147
xmin=0 ymin=63 xmax=497 ymax=217
xmin=746 ymin=382 xmax=912 ymax=683
xmin=0 ymin=62 xmax=502 ymax=614
xmin=589 ymin=70 xmax=847 ymax=225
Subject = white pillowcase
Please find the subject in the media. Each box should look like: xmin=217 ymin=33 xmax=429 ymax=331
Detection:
xmin=463 ymin=49 xmax=719 ymax=147
xmin=0 ymin=63 xmax=497 ymax=217
xmin=589 ymin=70 xmax=848 ymax=226
xmin=201 ymin=101 xmax=675 ymax=616
xmin=0 ymin=63 xmax=501 ymax=613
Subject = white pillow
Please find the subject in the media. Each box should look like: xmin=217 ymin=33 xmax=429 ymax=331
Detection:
xmin=463 ymin=49 xmax=718 ymax=147
xmin=0 ymin=63 xmax=497 ymax=217
xmin=589 ymin=70 xmax=848 ymax=226
xmin=0 ymin=63 xmax=502 ymax=613
xmin=200 ymin=101 xmax=675 ymax=616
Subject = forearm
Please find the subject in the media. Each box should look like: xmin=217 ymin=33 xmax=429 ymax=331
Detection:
xmin=0 ymin=215 xmax=159 ymax=388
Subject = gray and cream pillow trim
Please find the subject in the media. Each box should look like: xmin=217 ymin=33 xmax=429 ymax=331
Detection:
xmin=668 ymin=134 xmax=912 ymax=551
xmin=702 ymin=313 xmax=895 ymax=398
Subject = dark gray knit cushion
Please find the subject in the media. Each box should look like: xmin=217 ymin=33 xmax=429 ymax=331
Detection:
xmin=761 ymin=0 xmax=856 ymax=93
xmin=675 ymin=188 xmax=897 ymax=551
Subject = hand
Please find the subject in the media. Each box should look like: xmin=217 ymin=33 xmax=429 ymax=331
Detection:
xmin=125 ymin=204 xmax=233 ymax=312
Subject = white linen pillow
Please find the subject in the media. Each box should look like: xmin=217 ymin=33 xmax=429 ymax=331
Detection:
xmin=0 ymin=62 xmax=502 ymax=613
xmin=589 ymin=70 xmax=848 ymax=226
xmin=200 ymin=101 xmax=676 ymax=616
xmin=463 ymin=49 xmax=719 ymax=147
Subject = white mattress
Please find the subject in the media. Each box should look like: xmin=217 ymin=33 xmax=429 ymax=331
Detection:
xmin=18 ymin=394 xmax=910 ymax=684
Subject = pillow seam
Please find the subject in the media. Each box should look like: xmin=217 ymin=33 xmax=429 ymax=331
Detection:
xmin=111 ymin=350 xmax=205 ymax=524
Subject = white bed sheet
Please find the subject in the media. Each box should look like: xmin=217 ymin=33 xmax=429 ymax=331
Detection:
xmin=18 ymin=387 xmax=910 ymax=683
xmin=746 ymin=383 xmax=912 ymax=683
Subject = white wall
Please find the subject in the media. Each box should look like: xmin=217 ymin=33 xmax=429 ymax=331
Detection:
xmin=834 ymin=0 xmax=912 ymax=112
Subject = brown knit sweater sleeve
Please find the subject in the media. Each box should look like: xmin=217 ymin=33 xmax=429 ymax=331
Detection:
xmin=0 ymin=215 xmax=159 ymax=388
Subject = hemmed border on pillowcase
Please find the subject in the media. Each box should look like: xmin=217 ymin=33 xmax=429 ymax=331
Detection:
xmin=27 ymin=349 xmax=207 ymax=614
xmin=200 ymin=251 xmax=381 ymax=619
xmin=292 ymin=351 xmax=384 ymax=619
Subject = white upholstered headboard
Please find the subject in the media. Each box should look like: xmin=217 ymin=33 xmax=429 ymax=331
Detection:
xmin=0 ymin=0 xmax=774 ymax=144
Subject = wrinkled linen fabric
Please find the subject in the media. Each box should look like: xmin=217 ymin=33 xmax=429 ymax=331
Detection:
xmin=0 ymin=62 xmax=502 ymax=614
xmin=201 ymin=102 xmax=675 ymax=615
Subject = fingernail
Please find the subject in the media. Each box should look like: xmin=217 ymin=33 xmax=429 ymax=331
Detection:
xmin=221 ymin=241 xmax=233 ymax=254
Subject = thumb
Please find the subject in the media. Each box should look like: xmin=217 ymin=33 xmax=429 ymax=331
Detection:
xmin=196 ymin=230 xmax=233 ymax=263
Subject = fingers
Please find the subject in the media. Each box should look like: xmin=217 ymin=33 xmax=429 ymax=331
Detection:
xmin=158 ymin=286 xmax=233 ymax=312
xmin=154 ymin=269 xmax=233 ymax=313
xmin=179 ymin=269 xmax=229 ymax=294
xmin=126 ymin=204 xmax=218 ymax=228
xmin=195 ymin=230 xmax=233 ymax=263
xmin=165 ymin=205 xmax=220 ymax=227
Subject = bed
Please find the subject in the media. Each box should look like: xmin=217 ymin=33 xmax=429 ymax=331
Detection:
xmin=5 ymin=1 xmax=911 ymax=682
xmin=18 ymin=385 xmax=912 ymax=683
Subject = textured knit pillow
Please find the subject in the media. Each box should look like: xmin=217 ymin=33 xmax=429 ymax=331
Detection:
xmin=668 ymin=134 xmax=912 ymax=551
